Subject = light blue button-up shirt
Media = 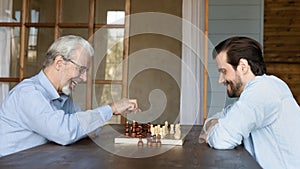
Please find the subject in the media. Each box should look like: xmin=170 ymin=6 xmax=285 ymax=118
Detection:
xmin=206 ymin=75 xmax=300 ymax=169
xmin=0 ymin=70 xmax=113 ymax=156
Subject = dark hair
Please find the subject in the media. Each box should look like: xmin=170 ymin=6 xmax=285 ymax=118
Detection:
xmin=212 ymin=36 xmax=266 ymax=75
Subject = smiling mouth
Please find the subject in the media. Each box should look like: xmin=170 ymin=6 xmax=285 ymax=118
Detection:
xmin=70 ymin=80 xmax=78 ymax=89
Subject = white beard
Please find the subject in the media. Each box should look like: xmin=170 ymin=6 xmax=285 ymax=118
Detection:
xmin=61 ymin=83 xmax=72 ymax=95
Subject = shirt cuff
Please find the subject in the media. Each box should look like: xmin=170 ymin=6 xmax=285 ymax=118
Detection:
xmin=96 ymin=104 xmax=113 ymax=121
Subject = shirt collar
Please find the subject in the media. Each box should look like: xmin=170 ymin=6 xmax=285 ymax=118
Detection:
xmin=37 ymin=70 xmax=60 ymax=101
xmin=244 ymin=74 xmax=266 ymax=90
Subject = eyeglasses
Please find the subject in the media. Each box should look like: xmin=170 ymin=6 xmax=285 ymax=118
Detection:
xmin=65 ymin=59 xmax=88 ymax=74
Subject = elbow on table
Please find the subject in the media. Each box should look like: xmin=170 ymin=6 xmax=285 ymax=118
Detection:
xmin=207 ymin=138 xmax=236 ymax=150
xmin=55 ymin=139 xmax=76 ymax=146
xmin=52 ymin=133 xmax=79 ymax=146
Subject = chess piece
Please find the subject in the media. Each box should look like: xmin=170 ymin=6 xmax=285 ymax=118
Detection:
xmin=164 ymin=121 xmax=169 ymax=134
xmin=147 ymin=135 xmax=152 ymax=147
xmin=147 ymin=122 xmax=151 ymax=135
xmin=161 ymin=126 xmax=166 ymax=138
xmin=138 ymin=135 xmax=143 ymax=147
xmin=131 ymin=121 xmax=137 ymax=137
xmin=156 ymin=134 xmax=162 ymax=147
xmin=170 ymin=124 xmax=175 ymax=135
xmin=150 ymin=124 xmax=154 ymax=136
xmin=136 ymin=125 xmax=141 ymax=137
xmin=174 ymin=123 xmax=181 ymax=140
xmin=125 ymin=121 xmax=130 ymax=136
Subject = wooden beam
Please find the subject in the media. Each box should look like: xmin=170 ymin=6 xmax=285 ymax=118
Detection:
xmin=86 ymin=0 xmax=95 ymax=110
xmin=203 ymin=0 xmax=209 ymax=124
xmin=121 ymin=0 xmax=131 ymax=124
xmin=19 ymin=0 xmax=28 ymax=81
xmin=54 ymin=0 xmax=62 ymax=39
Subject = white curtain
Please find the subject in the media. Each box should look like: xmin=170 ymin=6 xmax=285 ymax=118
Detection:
xmin=0 ymin=0 xmax=13 ymax=104
xmin=180 ymin=0 xmax=206 ymax=125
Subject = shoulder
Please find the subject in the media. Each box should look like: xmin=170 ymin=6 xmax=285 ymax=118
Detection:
xmin=12 ymin=76 xmax=39 ymax=93
xmin=244 ymin=75 xmax=292 ymax=96
xmin=240 ymin=75 xmax=283 ymax=103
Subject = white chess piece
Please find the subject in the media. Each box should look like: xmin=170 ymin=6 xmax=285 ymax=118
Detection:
xmin=164 ymin=121 xmax=169 ymax=134
xmin=150 ymin=124 xmax=155 ymax=136
xmin=162 ymin=126 xmax=166 ymax=138
xmin=170 ymin=124 xmax=175 ymax=135
xmin=174 ymin=123 xmax=181 ymax=139
xmin=159 ymin=127 xmax=163 ymax=137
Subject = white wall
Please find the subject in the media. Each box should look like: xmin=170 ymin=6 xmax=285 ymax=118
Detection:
xmin=207 ymin=0 xmax=264 ymax=118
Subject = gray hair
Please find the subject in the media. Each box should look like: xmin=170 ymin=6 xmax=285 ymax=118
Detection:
xmin=43 ymin=35 xmax=94 ymax=69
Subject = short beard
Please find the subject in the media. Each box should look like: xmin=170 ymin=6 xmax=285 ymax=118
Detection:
xmin=226 ymin=75 xmax=243 ymax=98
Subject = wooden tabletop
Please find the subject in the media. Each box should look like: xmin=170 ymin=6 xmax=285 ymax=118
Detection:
xmin=0 ymin=125 xmax=261 ymax=169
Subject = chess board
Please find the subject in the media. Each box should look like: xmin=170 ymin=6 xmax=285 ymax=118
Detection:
xmin=114 ymin=134 xmax=185 ymax=146
xmin=115 ymin=121 xmax=184 ymax=146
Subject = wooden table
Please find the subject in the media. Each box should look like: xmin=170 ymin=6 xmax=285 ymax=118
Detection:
xmin=0 ymin=125 xmax=261 ymax=169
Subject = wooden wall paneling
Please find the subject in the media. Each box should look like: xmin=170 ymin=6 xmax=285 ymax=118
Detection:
xmin=264 ymin=0 xmax=300 ymax=104
xmin=266 ymin=63 xmax=300 ymax=103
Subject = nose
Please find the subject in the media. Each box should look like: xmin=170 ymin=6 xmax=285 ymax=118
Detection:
xmin=80 ymin=72 xmax=87 ymax=82
xmin=218 ymin=73 xmax=225 ymax=84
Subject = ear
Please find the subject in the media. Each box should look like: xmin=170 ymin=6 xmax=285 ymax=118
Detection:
xmin=53 ymin=55 xmax=65 ymax=71
xmin=237 ymin=58 xmax=250 ymax=74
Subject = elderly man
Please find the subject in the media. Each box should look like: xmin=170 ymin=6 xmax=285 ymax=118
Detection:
xmin=0 ymin=35 xmax=139 ymax=156
xmin=200 ymin=36 xmax=300 ymax=169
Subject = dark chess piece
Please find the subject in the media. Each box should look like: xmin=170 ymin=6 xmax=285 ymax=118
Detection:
xmin=131 ymin=121 xmax=137 ymax=137
xmin=147 ymin=135 xmax=152 ymax=147
xmin=156 ymin=134 xmax=162 ymax=147
xmin=147 ymin=122 xmax=151 ymax=135
xmin=138 ymin=135 xmax=143 ymax=147
xmin=125 ymin=121 xmax=130 ymax=136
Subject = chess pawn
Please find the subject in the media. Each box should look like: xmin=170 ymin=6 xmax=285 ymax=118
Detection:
xmin=154 ymin=126 xmax=159 ymax=136
xmin=150 ymin=124 xmax=154 ymax=136
xmin=131 ymin=125 xmax=136 ymax=138
xmin=164 ymin=121 xmax=169 ymax=134
xmin=170 ymin=124 xmax=175 ymax=135
xmin=147 ymin=122 xmax=151 ymax=135
xmin=136 ymin=126 xmax=141 ymax=137
xmin=156 ymin=134 xmax=162 ymax=147
xmin=159 ymin=127 xmax=163 ymax=136
xmin=161 ymin=126 xmax=166 ymax=138
xmin=147 ymin=135 xmax=152 ymax=147
xmin=138 ymin=135 xmax=143 ymax=147
xmin=125 ymin=121 xmax=130 ymax=136
xmin=152 ymin=135 xmax=157 ymax=144
xmin=174 ymin=123 xmax=181 ymax=140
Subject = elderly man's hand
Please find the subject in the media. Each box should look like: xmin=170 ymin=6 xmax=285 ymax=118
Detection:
xmin=110 ymin=98 xmax=141 ymax=115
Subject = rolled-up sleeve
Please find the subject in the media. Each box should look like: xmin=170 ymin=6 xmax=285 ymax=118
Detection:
xmin=77 ymin=105 xmax=113 ymax=134
xmin=206 ymin=80 xmax=280 ymax=150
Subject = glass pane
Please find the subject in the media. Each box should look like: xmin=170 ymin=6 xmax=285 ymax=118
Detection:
xmin=0 ymin=27 xmax=20 ymax=78
xmin=94 ymin=27 xmax=124 ymax=80
xmin=12 ymin=0 xmax=22 ymax=22
xmin=29 ymin=0 xmax=56 ymax=23
xmin=60 ymin=28 xmax=88 ymax=38
xmin=95 ymin=0 xmax=125 ymax=24
xmin=94 ymin=84 xmax=122 ymax=107
xmin=25 ymin=28 xmax=54 ymax=77
xmin=62 ymin=0 xmax=89 ymax=23
xmin=107 ymin=11 xmax=125 ymax=24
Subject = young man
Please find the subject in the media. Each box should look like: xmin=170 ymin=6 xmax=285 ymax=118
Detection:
xmin=0 ymin=35 xmax=139 ymax=156
xmin=200 ymin=36 xmax=300 ymax=169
